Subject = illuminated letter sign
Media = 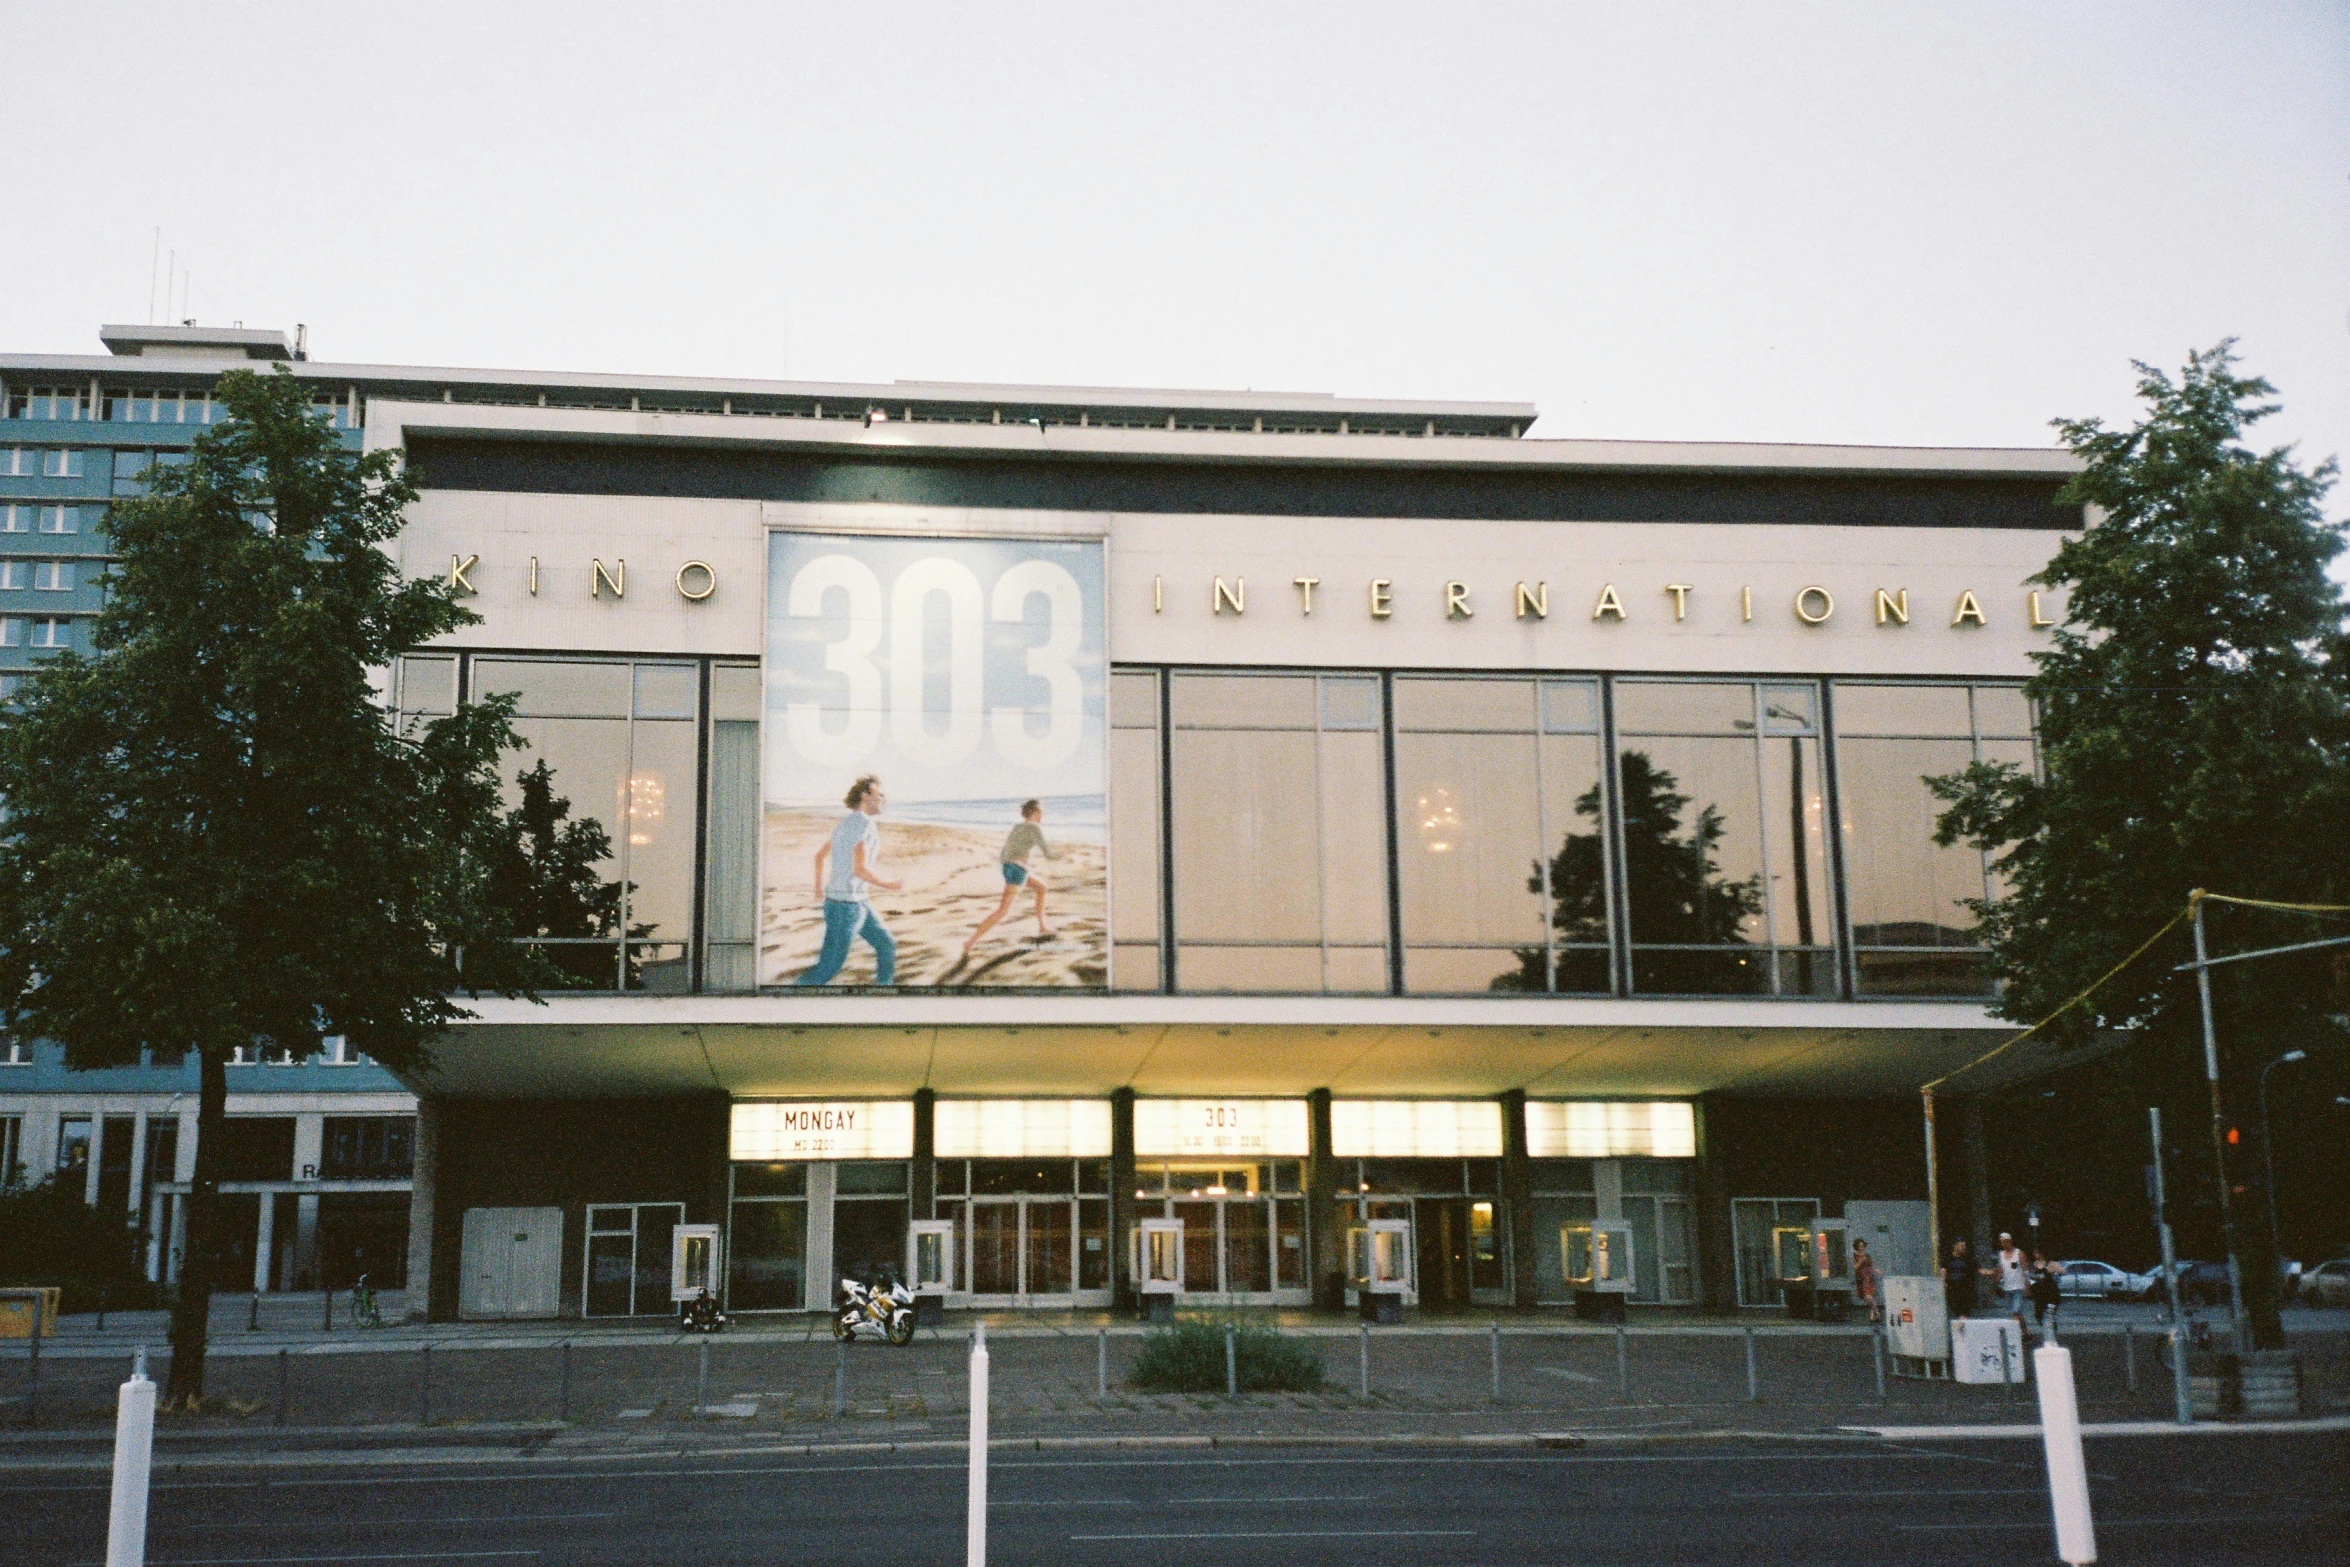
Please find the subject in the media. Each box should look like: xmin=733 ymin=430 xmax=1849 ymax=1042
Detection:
xmin=730 ymin=1101 xmax=916 ymax=1160
xmin=1133 ymin=1100 xmax=1311 ymax=1158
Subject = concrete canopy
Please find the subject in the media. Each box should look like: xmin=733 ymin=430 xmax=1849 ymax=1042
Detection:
xmin=404 ymin=994 xmax=2073 ymax=1104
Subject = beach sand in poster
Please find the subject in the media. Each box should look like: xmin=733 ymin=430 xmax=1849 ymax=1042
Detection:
xmin=759 ymin=809 xmax=1108 ymax=988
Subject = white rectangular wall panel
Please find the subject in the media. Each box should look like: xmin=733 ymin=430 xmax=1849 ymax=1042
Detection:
xmin=1331 ymin=1100 xmax=1504 ymax=1158
xmin=1526 ymin=1101 xmax=1697 ymax=1159
xmin=933 ymin=1099 xmax=1113 ymax=1158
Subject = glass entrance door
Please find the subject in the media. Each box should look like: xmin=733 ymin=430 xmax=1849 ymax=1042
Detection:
xmin=963 ymin=1196 xmax=1082 ymax=1305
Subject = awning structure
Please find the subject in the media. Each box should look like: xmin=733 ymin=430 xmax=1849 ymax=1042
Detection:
xmin=407 ymin=994 xmax=2056 ymax=1102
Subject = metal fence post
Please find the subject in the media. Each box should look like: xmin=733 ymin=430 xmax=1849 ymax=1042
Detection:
xmin=2122 ymin=1327 xmax=2137 ymax=1394
xmin=1615 ymin=1327 xmax=1629 ymax=1399
xmin=1744 ymin=1326 xmax=1759 ymax=1403
xmin=96 ymin=1288 xmax=107 ymax=1333
xmin=1097 ymin=1328 xmax=1107 ymax=1401
xmin=1488 ymin=1322 xmax=1501 ymax=1402
xmin=1224 ymin=1325 xmax=1237 ymax=1399
xmin=247 ymin=1293 xmax=260 ymax=1332
xmin=1999 ymin=1324 xmax=2015 ymax=1403
xmin=697 ymin=1337 xmax=711 ymax=1417
xmin=559 ymin=1340 xmax=571 ymax=1422
xmin=24 ymin=1306 xmax=39 ymax=1428
xmin=276 ymin=1347 xmax=289 ymax=1427
xmin=1872 ymin=1326 xmax=1886 ymax=1403
xmin=833 ymin=1335 xmax=847 ymax=1417
xmin=322 ymin=1287 xmax=332 ymax=1333
xmin=1358 ymin=1323 xmax=1370 ymax=1399
xmin=418 ymin=1344 xmax=431 ymax=1426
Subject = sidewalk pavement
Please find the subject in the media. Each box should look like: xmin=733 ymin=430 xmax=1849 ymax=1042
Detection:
xmin=7 ymin=1301 xmax=2345 ymax=1454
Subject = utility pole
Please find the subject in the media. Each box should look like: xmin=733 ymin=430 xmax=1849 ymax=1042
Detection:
xmin=2188 ymin=892 xmax=2248 ymax=1341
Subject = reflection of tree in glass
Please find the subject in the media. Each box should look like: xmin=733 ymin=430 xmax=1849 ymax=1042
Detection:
xmin=483 ymin=759 xmax=637 ymax=986
xmin=1498 ymin=751 xmax=1761 ymax=990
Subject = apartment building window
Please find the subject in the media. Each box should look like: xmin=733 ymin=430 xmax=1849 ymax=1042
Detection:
xmin=57 ymin=1115 xmax=93 ymax=1177
xmin=40 ymin=450 xmax=85 ymax=479
xmin=1167 ymin=671 xmax=1390 ymax=993
xmin=38 ymin=506 xmax=76 ymax=534
xmin=0 ymin=1115 xmax=20 ymax=1190
xmin=0 ymin=448 xmax=28 ymax=476
xmin=31 ymin=619 xmax=69 ymax=649
xmin=1 ymin=1038 xmax=25 ymax=1065
xmin=0 ymin=563 xmax=21 ymax=591
xmin=9 ymin=388 xmax=87 ymax=421
xmin=0 ymin=619 xmax=24 ymax=648
xmin=321 ymin=1117 xmax=414 ymax=1179
xmin=320 ymin=1035 xmax=360 ymax=1066
xmin=107 ymin=391 xmax=207 ymax=424
xmin=701 ymin=663 xmax=759 ymax=993
xmin=0 ymin=506 xmax=27 ymax=533
xmin=32 ymin=561 xmax=71 ymax=592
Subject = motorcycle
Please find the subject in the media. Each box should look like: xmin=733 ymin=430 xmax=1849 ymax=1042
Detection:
xmin=679 ymin=1287 xmax=728 ymax=1334
xmin=835 ymin=1276 xmax=918 ymax=1346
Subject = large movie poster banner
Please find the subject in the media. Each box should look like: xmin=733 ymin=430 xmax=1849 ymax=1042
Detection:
xmin=761 ymin=532 xmax=1108 ymax=989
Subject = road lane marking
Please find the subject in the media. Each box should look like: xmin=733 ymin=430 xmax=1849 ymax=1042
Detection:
xmin=1072 ymin=1529 xmax=1477 ymax=1542
xmin=166 ymin=1514 xmax=622 ymax=1533
xmin=1902 ymin=1511 xmax=2340 ymax=1532
xmin=122 ymin=1554 xmax=539 ymax=1565
xmin=1533 ymin=1367 xmax=1603 ymax=1384
xmin=1735 ymin=1488 xmax=2042 ymax=1498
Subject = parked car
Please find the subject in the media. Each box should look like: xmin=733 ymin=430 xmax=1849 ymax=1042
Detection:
xmin=2054 ymin=1260 xmax=2151 ymax=1299
xmin=2301 ymin=1259 xmax=2350 ymax=1308
xmin=2142 ymin=1260 xmax=2232 ymax=1306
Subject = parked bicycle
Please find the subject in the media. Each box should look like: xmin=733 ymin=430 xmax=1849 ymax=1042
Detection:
xmin=350 ymin=1273 xmax=384 ymax=1329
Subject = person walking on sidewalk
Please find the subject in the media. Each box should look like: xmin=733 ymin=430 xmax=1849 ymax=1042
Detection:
xmin=1852 ymin=1237 xmax=1883 ymax=1323
xmin=796 ymin=775 xmax=903 ymax=986
xmin=1994 ymin=1232 xmax=2030 ymax=1331
xmin=2028 ymin=1249 xmax=2063 ymax=1340
xmin=1942 ymin=1237 xmax=1977 ymax=1324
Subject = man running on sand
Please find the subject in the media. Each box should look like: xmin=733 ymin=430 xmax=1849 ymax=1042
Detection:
xmin=963 ymin=798 xmax=1058 ymax=956
xmin=796 ymin=775 xmax=902 ymax=986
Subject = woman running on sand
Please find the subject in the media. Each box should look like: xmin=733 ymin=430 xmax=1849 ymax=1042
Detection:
xmin=962 ymin=798 xmax=1057 ymax=956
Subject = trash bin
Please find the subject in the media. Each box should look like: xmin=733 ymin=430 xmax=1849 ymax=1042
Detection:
xmin=1782 ymin=1279 xmax=1816 ymax=1321
xmin=1573 ymin=1287 xmax=1626 ymax=1323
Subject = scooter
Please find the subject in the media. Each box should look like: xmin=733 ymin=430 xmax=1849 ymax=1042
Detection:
xmin=679 ymin=1287 xmax=728 ymax=1333
xmin=835 ymin=1276 xmax=918 ymax=1346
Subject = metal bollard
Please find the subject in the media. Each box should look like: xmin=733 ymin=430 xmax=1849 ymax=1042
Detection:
xmin=276 ymin=1347 xmax=289 ymax=1428
xmin=2168 ymin=1323 xmax=2192 ymax=1425
xmin=1872 ymin=1327 xmax=1886 ymax=1403
xmin=1488 ymin=1322 xmax=1501 ymax=1402
xmin=698 ymin=1338 xmax=711 ymax=1418
xmin=247 ymin=1293 xmax=260 ymax=1332
xmin=105 ymin=1347 xmax=156 ymax=1567
xmin=967 ymin=1323 xmax=989 ymax=1567
xmin=1999 ymin=1324 xmax=2015 ymax=1402
xmin=559 ymin=1340 xmax=571 ymax=1422
xmin=833 ymin=1335 xmax=847 ymax=1417
xmin=1615 ymin=1327 xmax=1629 ymax=1399
xmin=2123 ymin=1326 xmax=2137 ymax=1393
xmin=419 ymin=1344 xmax=432 ymax=1426
xmin=2033 ymin=1342 xmax=2097 ymax=1564
xmin=1224 ymin=1325 xmax=1237 ymax=1399
xmin=1744 ymin=1326 xmax=1759 ymax=1403
xmin=96 ymin=1288 xmax=107 ymax=1333
xmin=1358 ymin=1323 xmax=1370 ymax=1399
xmin=1096 ymin=1327 xmax=1107 ymax=1401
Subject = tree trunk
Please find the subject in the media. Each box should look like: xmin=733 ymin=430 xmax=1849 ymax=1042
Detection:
xmin=163 ymin=1047 xmax=228 ymax=1408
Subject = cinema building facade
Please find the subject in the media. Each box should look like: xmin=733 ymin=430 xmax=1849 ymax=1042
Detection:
xmin=3 ymin=326 xmax=2083 ymax=1320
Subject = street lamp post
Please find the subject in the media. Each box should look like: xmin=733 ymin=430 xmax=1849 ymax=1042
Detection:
xmin=2257 ymin=1049 xmax=2307 ymax=1271
xmin=2187 ymin=893 xmax=2249 ymax=1339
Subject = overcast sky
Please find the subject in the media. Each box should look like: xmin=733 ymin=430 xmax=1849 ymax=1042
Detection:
xmin=5 ymin=4 xmax=2344 ymax=482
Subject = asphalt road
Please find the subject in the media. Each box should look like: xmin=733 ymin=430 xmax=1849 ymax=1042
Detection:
xmin=2 ymin=1434 xmax=2344 ymax=1567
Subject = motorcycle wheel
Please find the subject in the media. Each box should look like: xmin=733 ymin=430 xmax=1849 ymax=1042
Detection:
xmin=832 ymin=1312 xmax=856 ymax=1342
xmin=886 ymin=1312 xmax=916 ymax=1346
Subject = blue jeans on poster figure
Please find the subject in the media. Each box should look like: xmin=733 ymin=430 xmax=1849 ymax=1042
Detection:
xmin=796 ymin=899 xmax=896 ymax=986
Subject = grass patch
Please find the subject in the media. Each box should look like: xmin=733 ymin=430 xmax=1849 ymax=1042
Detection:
xmin=1125 ymin=1312 xmax=1325 ymax=1393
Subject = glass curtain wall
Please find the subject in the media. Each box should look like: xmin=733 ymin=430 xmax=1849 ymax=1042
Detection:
xmin=1168 ymin=672 xmax=1389 ymax=992
xmin=1392 ymin=676 xmax=1610 ymax=992
xmin=703 ymin=664 xmax=761 ymax=991
xmin=467 ymin=657 xmax=701 ymax=991
xmin=1612 ymin=681 xmax=1834 ymax=996
xmin=1833 ymin=683 xmax=2036 ymax=996
xmin=1109 ymin=671 xmax=1165 ymax=990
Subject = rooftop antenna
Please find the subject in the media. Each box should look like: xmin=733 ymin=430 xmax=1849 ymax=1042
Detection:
xmin=295 ymin=325 xmax=309 ymax=361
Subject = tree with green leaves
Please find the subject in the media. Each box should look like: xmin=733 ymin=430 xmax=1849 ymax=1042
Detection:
xmin=0 ymin=368 xmax=558 ymax=1406
xmin=1932 ymin=344 xmax=2349 ymax=1351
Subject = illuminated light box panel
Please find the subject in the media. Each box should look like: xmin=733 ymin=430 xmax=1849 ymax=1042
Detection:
xmin=1525 ymin=1101 xmax=1696 ymax=1159
xmin=934 ymin=1099 xmax=1114 ymax=1159
xmin=1134 ymin=1100 xmax=1311 ymax=1159
xmin=731 ymin=1100 xmax=915 ymax=1162
xmin=1331 ymin=1100 xmax=1505 ymax=1159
